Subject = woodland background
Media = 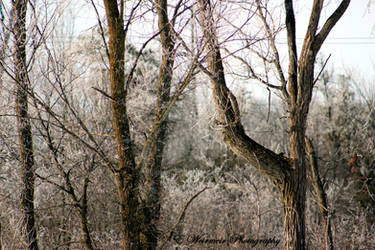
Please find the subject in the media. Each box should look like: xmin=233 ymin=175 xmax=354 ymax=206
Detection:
xmin=0 ymin=0 xmax=374 ymax=249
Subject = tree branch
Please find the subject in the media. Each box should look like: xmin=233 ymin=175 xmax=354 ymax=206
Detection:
xmin=314 ymin=0 xmax=351 ymax=51
xmin=255 ymin=0 xmax=288 ymax=100
xmin=313 ymin=54 xmax=331 ymax=86
xmin=284 ymin=0 xmax=298 ymax=106
xmin=89 ymin=0 xmax=110 ymax=59
xmin=305 ymin=0 xmax=323 ymax=40
xmin=198 ymin=0 xmax=291 ymax=186
xmin=92 ymin=86 xmax=115 ymax=101
xmin=158 ymin=187 xmax=210 ymax=250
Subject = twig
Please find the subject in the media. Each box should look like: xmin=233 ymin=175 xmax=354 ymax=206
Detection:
xmin=267 ymin=87 xmax=271 ymax=122
xmin=313 ymin=54 xmax=331 ymax=86
xmin=89 ymin=0 xmax=110 ymax=59
xmin=136 ymin=59 xmax=198 ymax=171
xmin=92 ymin=86 xmax=115 ymax=101
xmin=158 ymin=186 xmax=210 ymax=250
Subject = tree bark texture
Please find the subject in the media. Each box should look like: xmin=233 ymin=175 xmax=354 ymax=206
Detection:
xmin=198 ymin=0 xmax=350 ymax=249
xmin=103 ymin=1 xmax=140 ymax=249
xmin=13 ymin=0 xmax=39 ymax=249
xmin=283 ymin=1 xmax=350 ymax=246
xmin=143 ymin=0 xmax=175 ymax=249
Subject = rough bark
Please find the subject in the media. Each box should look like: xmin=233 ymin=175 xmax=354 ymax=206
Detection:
xmin=103 ymin=1 xmax=140 ymax=249
xmin=198 ymin=0 xmax=350 ymax=249
xmin=13 ymin=0 xmax=39 ymax=249
xmin=143 ymin=0 xmax=175 ymax=249
xmin=197 ymin=0 xmax=291 ymax=187
xmin=283 ymin=1 xmax=350 ymax=247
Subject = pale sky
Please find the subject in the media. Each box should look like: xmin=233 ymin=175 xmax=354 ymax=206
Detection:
xmin=74 ymin=0 xmax=374 ymax=81
xmin=296 ymin=0 xmax=375 ymax=78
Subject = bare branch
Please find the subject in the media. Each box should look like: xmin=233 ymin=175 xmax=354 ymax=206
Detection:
xmin=35 ymin=173 xmax=70 ymax=195
xmin=124 ymin=1 xmax=141 ymax=39
xmin=158 ymin=187 xmax=210 ymax=250
xmin=255 ymin=0 xmax=288 ymax=100
xmin=314 ymin=0 xmax=351 ymax=52
xmin=198 ymin=0 xmax=291 ymax=185
xmin=313 ymin=54 xmax=331 ymax=86
xmin=92 ymin=86 xmax=115 ymax=101
xmin=125 ymin=30 xmax=162 ymax=91
xmin=284 ymin=0 xmax=298 ymax=105
xmin=136 ymin=59 xmax=198 ymax=171
xmin=89 ymin=0 xmax=110 ymax=59
xmin=305 ymin=0 xmax=323 ymax=41
xmin=223 ymin=47 xmax=283 ymax=91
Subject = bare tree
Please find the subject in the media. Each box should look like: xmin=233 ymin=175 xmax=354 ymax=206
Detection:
xmin=1 ymin=0 xmax=362 ymax=249
xmin=197 ymin=0 xmax=350 ymax=249
xmin=12 ymin=0 xmax=38 ymax=249
xmin=35 ymin=117 xmax=96 ymax=250
xmin=102 ymin=0 xmax=198 ymax=248
xmin=102 ymin=1 xmax=142 ymax=248
xmin=142 ymin=0 xmax=176 ymax=248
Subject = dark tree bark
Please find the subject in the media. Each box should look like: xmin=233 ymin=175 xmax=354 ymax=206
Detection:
xmin=283 ymin=1 xmax=350 ymax=247
xmin=13 ymin=0 xmax=39 ymax=249
xmin=143 ymin=0 xmax=175 ymax=249
xmin=103 ymin=1 xmax=141 ymax=249
xmin=197 ymin=0 xmax=350 ymax=249
xmin=79 ymin=174 xmax=95 ymax=250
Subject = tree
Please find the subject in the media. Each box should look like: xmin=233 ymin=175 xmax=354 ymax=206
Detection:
xmin=142 ymin=0 xmax=176 ymax=248
xmin=102 ymin=1 xmax=197 ymax=248
xmin=197 ymin=0 xmax=350 ymax=249
xmin=102 ymin=1 xmax=142 ymax=248
xmin=12 ymin=0 xmax=38 ymax=249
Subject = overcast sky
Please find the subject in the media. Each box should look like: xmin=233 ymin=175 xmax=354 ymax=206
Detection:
xmin=302 ymin=0 xmax=375 ymax=78
xmin=74 ymin=0 xmax=374 ymax=83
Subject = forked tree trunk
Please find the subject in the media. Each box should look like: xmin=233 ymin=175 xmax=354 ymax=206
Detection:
xmin=103 ymin=1 xmax=141 ymax=249
xmin=197 ymin=0 xmax=350 ymax=249
xmin=13 ymin=0 xmax=39 ymax=249
xmin=143 ymin=0 xmax=175 ymax=249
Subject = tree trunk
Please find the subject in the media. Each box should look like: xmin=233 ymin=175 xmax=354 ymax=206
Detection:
xmin=79 ymin=175 xmax=94 ymax=250
xmin=280 ymin=179 xmax=306 ymax=249
xmin=197 ymin=0 xmax=350 ymax=249
xmin=79 ymin=205 xmax=94 ymax=250
xmin=143 ymin=0 xmax=175 ymax=249
xmin=103 ymin=1 xmax=141 ymax=249
xmin=13 ymin=1 xmax=39 ymax=249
